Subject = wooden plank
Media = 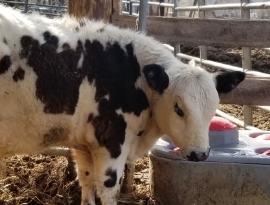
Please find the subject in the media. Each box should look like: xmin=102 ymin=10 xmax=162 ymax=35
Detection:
xmin=112 ymin=15 xmax=270 ymax=47
xmin=219 ymin=77 xmax=270 ymax=105
xmin=69 ymin=0 xmax=112 ymax=22
xmin=112 ymin=14 xmax=137 ymax=30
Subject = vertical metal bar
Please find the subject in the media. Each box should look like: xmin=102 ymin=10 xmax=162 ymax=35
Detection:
xmin=174 ymin=44 xmax=181 ymax=58
xmin=129 ymin=1 xmax=133 ymax=15
xmin=138 ymin=0 xmax=148 ymax=32
xmin=24 ymin=0 xmax=29 ymax=13
xmin=173 ymin=0 xmax=178 ymax=17
xmin=174 ymin=0 xmax=180 ymax=57
xmin=159 ymin=0 xmax=164 ymax=16
xmin=198 ymin=0 xmax=207 ymax=61
xmin=241 ymin=0 xmax=253 ymax=127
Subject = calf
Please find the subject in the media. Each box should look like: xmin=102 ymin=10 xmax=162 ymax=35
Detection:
xmin=0 ymin=5 xmax=245 ymax=205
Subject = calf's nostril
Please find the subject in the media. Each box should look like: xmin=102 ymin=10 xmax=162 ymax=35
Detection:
xmin=186 ymin=151 xmax=199 ymax=162
xmin=186 ymin=151 xmax=209 ymax=162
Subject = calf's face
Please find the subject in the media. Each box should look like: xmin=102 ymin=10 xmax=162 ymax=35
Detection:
xmin=143 ymin=63 xmax=245 ymax=161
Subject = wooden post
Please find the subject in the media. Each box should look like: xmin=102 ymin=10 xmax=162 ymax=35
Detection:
xmin=68 ymin=0 xmax=112 ymax=22
xmin=121 ymin=162 xmax=135 ymax=193
xmin=242 ymin=0 xmax=253 ymax=127
xmin=0 ymin=158 xmax=6 ymax=179
xmin=149 ymin=0 xmax=159 ymax=16
xmin=113 ymin=0 xmax=121 ymax=16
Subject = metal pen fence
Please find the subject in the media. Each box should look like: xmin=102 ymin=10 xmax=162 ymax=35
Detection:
xmin=121 ymin=0 xmax=270 ymax=131
xmin=0 ymin=0 xmax=68 ymax=17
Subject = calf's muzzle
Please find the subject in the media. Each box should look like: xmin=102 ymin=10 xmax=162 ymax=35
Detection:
xmin=183 ymin=147 xmax=210 ymax=162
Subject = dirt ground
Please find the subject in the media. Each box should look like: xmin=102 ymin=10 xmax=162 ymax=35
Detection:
xmin=1 ymin=46 xmax=270 ymax=205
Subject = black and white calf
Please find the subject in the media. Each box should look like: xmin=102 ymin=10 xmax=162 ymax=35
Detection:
xmin=0 ymin=5 xmax=245 ymax=205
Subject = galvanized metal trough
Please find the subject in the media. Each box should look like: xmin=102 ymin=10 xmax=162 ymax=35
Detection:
xmin=150 ymin=117 xmax=270 ymax=205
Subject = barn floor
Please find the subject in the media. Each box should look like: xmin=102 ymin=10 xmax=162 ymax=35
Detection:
xmin=1 ymin=47 xmax=270 ymax=205
xmin=0 ymin=155 xmax=152 ymax=205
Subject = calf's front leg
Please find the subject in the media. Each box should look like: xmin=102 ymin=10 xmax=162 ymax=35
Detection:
xmin=91 ymin=147 xmax=129 ymax=205
xmin=73 ymin=149 xmax=96 ymax=205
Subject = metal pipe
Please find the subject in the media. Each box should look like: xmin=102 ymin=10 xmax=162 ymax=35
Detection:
xmin=177 ymin=53 xmax=270 ymax=77
xmin=242 ymin=0 xmax=253 ymax=127
xmin=122 ymin=1 xmax=270 ymax=10
xmin=0 ymin=0 xmax=67 ymax=9
xmin=216 ymin=109 xmax=261 ymax=131
xmin=254 ymin=106 xmax=270 ymax=112
xmin=175 ymin=2 xmax=270 ymax=11
xmin=24 ymin=0 xmax=28 ymax=13
xmin=138 ymin=0 xmax=148 ymax=32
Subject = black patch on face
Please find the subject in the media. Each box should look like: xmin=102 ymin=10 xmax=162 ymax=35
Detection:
xmin=143 ymin=64 xmax=169 ymax=94
xmin=3 ymin=38 xmax=7 ymax=44
xmin=13 ymin=67 xmax=25 ymax=82
xmin=0 ymin=55 xmax=11 ymax=74
xmin=104 ymin=167 xmax=117 ymax=188
xmin=43 ymin=127 xmax=67 ymax=146
xmin=137 ymin=130 xmax=144 ymax=136
xmin=215 ymin=71 xmax=245 ymax=93
xmin=43 ymin=31 xmax=59 ymax=48
xmin=85 ymin=171 xmax=89 ymax=176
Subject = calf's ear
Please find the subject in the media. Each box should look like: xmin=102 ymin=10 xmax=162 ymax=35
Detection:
xmin=215 ymin=71 xmax=245 ymax=94
xmin=143 ymin=64 xmax=169 ymax=94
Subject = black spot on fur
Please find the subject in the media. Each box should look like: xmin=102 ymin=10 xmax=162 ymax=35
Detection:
xmin=91 ymin=103 xmax=126 ymax=158
xmin=143 ymin=64 xmax=169 ymax=94
xmin=43 ymin=31 xmax=59 ymax=48
xmin=85 ymin=171 xmax=89 ymax=176
xmin=84 ymin=41 xmax=149 ymax=157
xmin=85 ymin=40 xmax=149 ymax=116
xmin=43 ymin=127 xmax=68 ymax=146
xmin=97 ymin=26 xmax=106 ymax=33
xmin=104 ymin=168 xmax=117 ymax=188
xmin=20 ymin=36 xmax=84 ymax=114
xmin=119 ymin=176 xmax=122 ymax=185
xmin=75 ymin=27 xmax=79 ymax=32
xmin=216 ymin=71 xmax=245 ymax=93
xmin=137 ymin=130 xmax=144 ymax=136
xmin=79 ymin=21 xmax=86 ymax=27
xmin=62 ymin=43 xmax=71 ymax=50
xmin=3 ymin=38 xmax=7 ymax=44
xmin=13 ymin=67 xmax=25 ymax=82
xmin=87 ymin=113 xmax=94 ymax=123
xmin=0 ymin=55 xmax=11 ymax=74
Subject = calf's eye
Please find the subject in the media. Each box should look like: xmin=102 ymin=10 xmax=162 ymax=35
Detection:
xmin=174 ymin=103 xmax=184 ymax=117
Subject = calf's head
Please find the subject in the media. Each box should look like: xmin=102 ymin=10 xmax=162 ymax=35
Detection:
xmin=143 ymin=62 xmax=245 ymax=161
